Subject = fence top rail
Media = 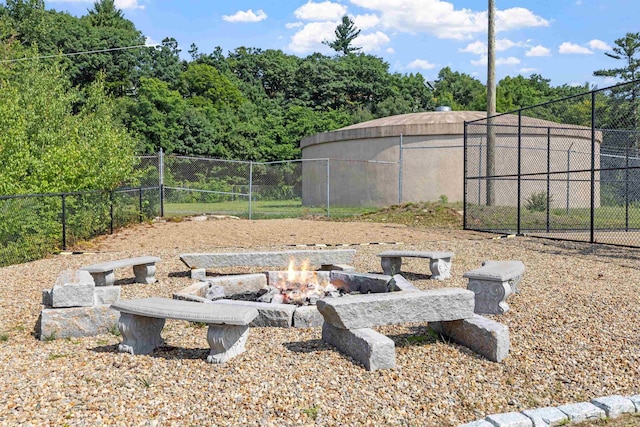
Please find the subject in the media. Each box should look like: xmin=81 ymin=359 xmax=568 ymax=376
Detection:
xmin=0 ymin=186 xmax=159 ymax=201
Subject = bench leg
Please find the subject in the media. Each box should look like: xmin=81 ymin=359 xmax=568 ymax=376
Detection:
xmin=467 ymin=279 xmax=512 ymax=315
xmin=380 ymin=257 xmax=402 ymax=275
xmin=90 ymin=271 xmax=115 ymax=287
xmin=429 ymin=257 xmax=452 ymax=280
xmin=206 ymin=324 xmax=250 ymax=364
xmin=117 ymin=313 xmax=165 ymax=355
xmin=133 ymin=263 xmax=157 ymax=284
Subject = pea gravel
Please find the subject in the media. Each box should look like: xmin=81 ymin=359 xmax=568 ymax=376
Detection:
xmin=0 ymin=218 xmax=638 ymax=426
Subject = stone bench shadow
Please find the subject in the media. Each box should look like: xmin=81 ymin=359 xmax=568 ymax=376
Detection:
xmin=282 ymin=338 xmax=330 ymax=354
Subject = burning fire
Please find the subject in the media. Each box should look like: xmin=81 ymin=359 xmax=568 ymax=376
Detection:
xmin=271 ymin=258 xmax=338 ymax=305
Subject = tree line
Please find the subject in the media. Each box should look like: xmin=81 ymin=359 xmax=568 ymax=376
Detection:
xmin=0 ymin=0 xmax=639 ymax=194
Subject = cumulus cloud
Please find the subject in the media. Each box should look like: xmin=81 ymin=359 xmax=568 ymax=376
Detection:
xmin=559 ymin=42 xmax=593 ymax=54
xmin=294 ymin=1 xmax=347 ymax=21
xmin=353 ymin=13 xmax=380 ymax=30
xmin=526 ymin=45 xmax=550 ymax=56
xmin=286 ymin=22 xmax=304 ymax=29
xmin=222 ymin=9 xmax=267 ymax=23
xmin=471 ymin=55 xmax=487 ymax=66
xmin=588 ymin=39 xmax=611 ymax=50
xmin=288 ymin=21 xmax=336 ymax=53
xmin=349 ymin=0 xmax=548 ymax=40
xmin=520 ymin=67 xmax=537 ymax=74
xmin=356 ymin=31 xmax=391 ymax=52
xmin=496 ymin=56 xmax=520 ymax=65
xmin=460 ymin=41 xmax=486 ymax=55
xmin=407 ymin=59 xmax=437 ymax=70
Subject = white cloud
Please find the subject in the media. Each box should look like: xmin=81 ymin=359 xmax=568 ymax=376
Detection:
xmin=496 ymin=39 xmax=518 ymax=51
xmin=460 ymin=41 xmax=486 ymax=55
xmin=559 ymin=42 xmax=593 ymax=54
xmin=496 ymin=56 xmax=520 ymax=65
xmin=356 ymin=31 xmax=391 ymax=52
xmin=589 ymin=39 xmax=611 ymax=50
xmin=407 ymin=59 xmax=437 ymax=70
xmin=288 ymin=21 xmax=336 ymax=53
xmin=286 ymin=22 xmax=304 ymax=29
xmin=471 ymin=55 xmax=487 ymax=66
xmin=294 ymin=1 xmax=347 ymax=21
xmin=145 ymin=36 xmax=159 ymax=47
xmin=386 ymin=47 xmax=395 ymax=54
xmin=353 ymin=13 xmax=380 ymax=30
xmin=526 ymin=45 xmax=550 ymax=56
xmin=222 ymin=9 xmax=267 ymax=23
xmin=520 ymin=67 xmax=537 ymax=74
xmin=349 ymin=0 xmax=548 ymax=40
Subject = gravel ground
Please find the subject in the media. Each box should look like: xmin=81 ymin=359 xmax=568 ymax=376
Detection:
xmin=0 ymin=217 xmax=638 ymax=426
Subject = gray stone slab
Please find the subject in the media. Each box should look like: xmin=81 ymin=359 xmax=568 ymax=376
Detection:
xmin=430 ymin=314 xmax=509 ymax=362
xmin=557 ymin=402 xmax=606 ymax=423
xmin=329 ymin=271 xmax=393 ymax=293
xmin=293 ymin=305 xmax=324 ymax=328
xmin=392 ymin=274 xmax=419 ymax=291
xmin=180 ymin=249 xmax=356 ymax=269
xmin=51 ymin=270 xmax=96 ymax=308
xmin=318 ymin=264 xmax=355 ymax=272
xmin=111 ymin=297 xmax=258 ymax=325
xmin=485 ymin=412 xmax=532 ymax=427
xmin=463 ymin=261 xmax=525 ymax=282
xmin=209 ymin=299 xmax=296 ymax=327
xmin=80 ymin=256 xmax=161 ymax=273
xmin=190 ymin=268 xmax=207 ymax=280
xmin=321 ymin=322 xmax=395 ymax=371
xmin=377 ymin=251 xmax=454 ymax=279
xmin=37 ymin=305 xmax=119 ymax=340
xmin=93 ymin=286 xmax=121 ymax=305
xmin=377 ymin=250 xmax=454 ymax=259
xmin=203 ymin=274 xmax=267 ymax=297
xmin=630 ymin=395 xmax=640 ymax=412
xmin=458 ymin=421 xmax=494 ymax=427
xmin=591 ymin=395 xmax=636 ymax=418
xmin=521 ymin=407 xmax=568 ymax=427
xmin=316 ymin=288 xmax=475 ymax=330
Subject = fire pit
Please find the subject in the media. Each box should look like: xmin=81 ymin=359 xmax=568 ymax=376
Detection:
xmin=174 ymin=258 xmax=407 ymax=328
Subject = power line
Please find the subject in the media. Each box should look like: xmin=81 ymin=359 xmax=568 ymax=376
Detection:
xmin=0 ymin=43 xmax=161 ymax=64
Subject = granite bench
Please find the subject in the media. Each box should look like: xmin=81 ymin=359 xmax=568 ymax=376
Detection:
xmin=111 ymin=297 xmax=258 ymax=363
xmin=464 ymin=260 xmax=525 ymax=315
xmin=377 ymin=250 xmax=454 ymax=280
xmin=180 ymin=249 xmax=356 ymax=279
xmin=80 ymin=256 xmax=161 ymax=286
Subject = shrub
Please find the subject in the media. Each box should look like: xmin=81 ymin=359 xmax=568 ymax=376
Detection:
xmin=525 ymin=192 xmax=552 ymax=212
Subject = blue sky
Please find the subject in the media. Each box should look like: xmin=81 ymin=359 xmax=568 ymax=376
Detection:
xmin=45 ymin=0 xmax=640 ymax=87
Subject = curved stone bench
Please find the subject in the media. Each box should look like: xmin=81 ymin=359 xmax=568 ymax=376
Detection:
xmin=377 ymin=251 xmax=454 ymax=280
xmin=80 ymin=256 xmax=161 ymax=286
xmin=463 ymin=260 xmax=525 ymax=315
xmin=111 ymin=297 xmax=258 ymax=363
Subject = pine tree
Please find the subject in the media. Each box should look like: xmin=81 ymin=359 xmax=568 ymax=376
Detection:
xmin=323 ymin=16 xmax=361 ymax=56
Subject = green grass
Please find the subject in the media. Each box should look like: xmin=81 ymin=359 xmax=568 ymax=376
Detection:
xmin=164 ymin=199 xmax=377 ymax=219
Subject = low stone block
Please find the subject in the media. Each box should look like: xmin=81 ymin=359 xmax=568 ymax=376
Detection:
xmin=204 ymin=285 xmax=226 ymax=301
xmin=458 ymin=421 xmax=494 ymax=427
xmin=392 ymin=274 xmax=419 ymax=292
xmin=50 ymin=270 xmax=96 ymax=308
xmin=318 ymin=264 xmax=355 ymax=272
xmin=37 ymin=305 xmax=119 ymax=340
xmin=42 ymin=289 xmax=53 ymax=307
xmin=190 ymin=268 xmax=207 ymax=280
xmin=329 ymin=271 xmax=393 ymax=293
xmin=591 ymin=395 xmax=636 ymax=418
xmin=210 ymin=299 xmax=295 ymax=327
xmin=557 ymin=402 xmax=606 ymax=423
xmin=521 ymin=407 xmax=569 ymax=426
xmin=316 ymin=288 xmax=475 ymax=330
xmin=93 ymin=286 xmax=121 ymax=305
xmin=321 ymin=322 xmax=395 ymax=371
xmin=293 ymin=305 xmax=324 ymax=328
xmin=430 ymin=314 xmax=509 ymax=362
xmin=203 ymin=274 xmax=267 ymax=298
xmin=485 ymin=412 xmax=532 ymax=427
xmin=180 ymin=249 xmax=356 ymax=270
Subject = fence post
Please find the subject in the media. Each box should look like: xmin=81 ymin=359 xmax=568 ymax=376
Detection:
xmin=139 ymin=187 xmax=143 ymax=223
xmin=61 ymin=194 xmax=67 ymax=251
xmin=109 ymin=191 xmax=114 ymax=234
xmin=249 ymin=162 xmax=253 ymax=220
xmin=590 ymin=91 xmax=596 ymax=244
xmin=398 ymin=134 xmax=403 ymax=204
xmin=626 ymin=137 xmax=630 ymax=232
xmin=463 ymin=124 xmax=468 ymax=229
xmin=159 ymin=148 xmax=164 ymax=218
xmin=546 ymin=127 xmax=551 ymax=232
xmin=566 ymin=143 xmax=573 ymax=215
xmin=326 ymin=159 xmax=330 ymax=218
xmin=517 ymin=111 xmax=522 ymax=235
xmin=478 ymin=140 xmax=483 ymax=205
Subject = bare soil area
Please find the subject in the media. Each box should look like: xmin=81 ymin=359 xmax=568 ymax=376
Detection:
xmin=0 ymin=217 xmax=638 ymax=426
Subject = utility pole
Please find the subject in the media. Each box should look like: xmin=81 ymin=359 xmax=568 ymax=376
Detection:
xmin=486 ymin=0 xmax=496 ymax=205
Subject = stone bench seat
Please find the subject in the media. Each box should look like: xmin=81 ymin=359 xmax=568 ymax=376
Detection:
xmin=111 ymin=297 xmax=258 ymax=363
xmin=180 ymin=249 xmax=356 ymax=279
xmin=80 ymin=256 xmax=161 ymax=287
xmin=377 ymin=250 xmax=454 ymax=280
xmin=464 ymin=260 xmax=525 ymax=315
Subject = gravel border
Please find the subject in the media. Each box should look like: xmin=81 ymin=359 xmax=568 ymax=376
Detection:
xmin=0 ymin=218 xmax=638 ymax=426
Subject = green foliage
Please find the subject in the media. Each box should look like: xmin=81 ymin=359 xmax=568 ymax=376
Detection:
xmin=0 ymin=333 xmax=8 ymax=342
xmin=525 ymin=192 xmax=552 ymax=212
xmin=301 ymin=405 xmax=319 ymax=421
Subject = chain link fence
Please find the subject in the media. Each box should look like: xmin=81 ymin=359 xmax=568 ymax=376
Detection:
xmin=464 ymin=79 xmax=640 ymax=246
